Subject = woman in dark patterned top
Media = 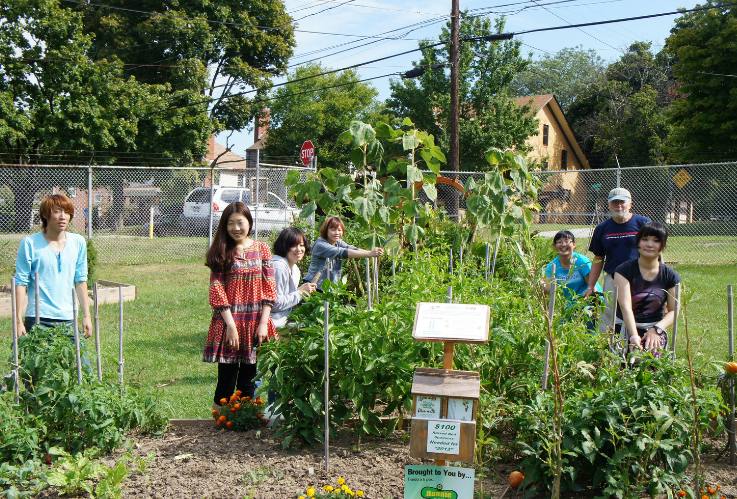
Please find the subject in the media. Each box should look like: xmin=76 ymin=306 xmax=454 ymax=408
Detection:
xmin=614 ymin=222 xmax=680 ymax=353
xmin=204 ymin=202 xmax=276 ymax=405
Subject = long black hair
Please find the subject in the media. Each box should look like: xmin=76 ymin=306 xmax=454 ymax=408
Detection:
xmin=636 ymin=222 xmax=668 ymax=251
xmin=205 ymin=202 xmax=253 ymax=272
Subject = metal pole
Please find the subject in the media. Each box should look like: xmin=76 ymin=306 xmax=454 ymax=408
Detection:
xmin=615 ymin=154 xmax=622 ymax=188
xmin=87 ymin=166 xmax=93 ymax=239
xmin=254 ymin=149 xmax=261 ymax=239
xmin=34 ymin=271 xmax=40 ymax=326
xmin=459 ymin=244 xmax=463 ymax=269
xmin=323 ymin=300 xmax=330 ymax=472
xmin=373 ymin=256 xmax=379 ymax=303
xmin=484 ymin=242 xmax=490 ymax=281
xmin=72 ymin=289 xmax=82 ymax=384
xmin=93 ymin=282 xmax=102 ymax=382
xmin=728 ymin=285 xmax=735 ymax=465
xmin=118 ymin=285 xmax=124 ymax=388
xmin=449 ymin=247 xmax=454 ymax=274
xmin=365 ymin=258 xmax=372 ymax=310
xmin=391 ymin=259 xmax=396 ymax=278
xmin=670 ymin=283 xmax=681 ymax=358
xmin=542 ymin=264 xmax=556 ymax=390
xmin=446 ymin=285 xmax=453 ymax=304
xmin=208 ymin=168 xmax=215 ymax=247
xmin=11 ymin=277 xmax=20 ymax=403
xmin=448 ymin=0 xmax=461 ymax=220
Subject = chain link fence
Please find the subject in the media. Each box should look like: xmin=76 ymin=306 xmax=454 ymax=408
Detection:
xmin=0 ymin=163 xmax=314 ymax=282
xmin=435 ymin=162 xmax=737 ymax=265
xmin=1 ymin=161 xmax=735 ymax=283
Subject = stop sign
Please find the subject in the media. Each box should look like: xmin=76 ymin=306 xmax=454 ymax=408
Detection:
xmin=300 ymin=140 xmax=315 ymax=166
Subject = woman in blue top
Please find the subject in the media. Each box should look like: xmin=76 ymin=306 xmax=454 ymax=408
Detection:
xmin=544 ymin=230 xmax=601 ymax=306
xmin=304 ymin=216 xmax=383 ymax=290
xmin=14 ymin=194 xmax=91 ymax=337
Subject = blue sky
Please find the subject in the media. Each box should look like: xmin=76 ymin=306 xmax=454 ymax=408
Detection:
xmin=219 ymin=0 xmax=700 ymax=157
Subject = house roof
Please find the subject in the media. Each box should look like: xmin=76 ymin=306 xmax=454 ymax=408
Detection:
xmin=206 ymin=141 xmax=248 ymax=170
xmin=247 ymin=135 xmax=267 ymax=151
xmin=514 ymin=94 xmax=590 ymax=169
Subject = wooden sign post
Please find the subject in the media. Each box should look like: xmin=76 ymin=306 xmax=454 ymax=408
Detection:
xmin=408 ymin=302 xmax=490 ymax=470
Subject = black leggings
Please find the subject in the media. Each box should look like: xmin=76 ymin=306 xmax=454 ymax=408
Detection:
xmin=213 ymin=362 xmax=257 ymax=405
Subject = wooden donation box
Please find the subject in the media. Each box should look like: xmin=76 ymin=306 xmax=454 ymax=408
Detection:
xmin=409 ymin=302 xmax=490 ymax=464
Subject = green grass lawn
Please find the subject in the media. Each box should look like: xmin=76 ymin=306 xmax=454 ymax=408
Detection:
xmin=1 ymin=236 xmax=736 ymax=420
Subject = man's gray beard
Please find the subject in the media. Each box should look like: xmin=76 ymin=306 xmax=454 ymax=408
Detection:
xmin=610 ymin=211 xmax=627 ymax=222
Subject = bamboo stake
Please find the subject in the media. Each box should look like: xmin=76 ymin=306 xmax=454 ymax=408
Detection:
xmin=118 ymin=285 xmax=124 ymax=388
xmin=93 ymin=282 xmax=102 ymax=382
xmin=11 ymin=277 xmax=20 ymax=403
xmin=542 ymin=264 xmax=556 ymax=390
xmin=72 ymin=289 xmax=83 ymax=384
xmin=323 ymin=300 xmax=330 ymax=472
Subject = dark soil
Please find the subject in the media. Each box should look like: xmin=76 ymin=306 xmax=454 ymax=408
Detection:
xmin=119 ymin=422 xmax=737 ymax=499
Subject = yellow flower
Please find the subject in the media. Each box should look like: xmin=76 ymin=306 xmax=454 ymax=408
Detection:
xmin=337 ymin=477 xmax=346 ymax=486
xmin=323 ymin=485 xmax=334 ymax=492
xmin=299 ymin=496 xmax=305 ymax=499
xmin=307 ymin=487 xmax=316 ymax=497
xmin=356 ymin=491 xmax=364 ymax=497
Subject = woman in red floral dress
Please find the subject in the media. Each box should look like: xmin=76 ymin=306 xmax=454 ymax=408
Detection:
xmin=204 ymin=202 xmax=276 ymax=405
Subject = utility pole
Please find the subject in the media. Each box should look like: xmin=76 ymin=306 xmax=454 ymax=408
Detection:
xmin=449 ymin=0 xmax=461 ymax=220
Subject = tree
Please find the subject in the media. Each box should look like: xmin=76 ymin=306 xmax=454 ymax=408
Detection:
xmin=264 ymin=64 xmax=379 ymax=167
xmin=386 ymin=16 xmax=537 ymax=171
xmin=566 ymin=42 xmax=671 ymax=169
xmin=0 ymin=0 xmax=210 ymax=230
xmin=77 ymin=0 xmax=295 ymax=139
xmin=511 ymin=47 xmax=605 ymax=112
xmin=664 ymin=2 xmax=737 ymax=162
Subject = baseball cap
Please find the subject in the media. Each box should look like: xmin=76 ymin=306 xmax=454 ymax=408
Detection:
xmin=608 ymin=187 xmax=631 ymax=202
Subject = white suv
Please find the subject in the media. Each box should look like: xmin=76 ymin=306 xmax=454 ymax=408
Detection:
xmin=182 ymin=186 xmax=300 ymax=234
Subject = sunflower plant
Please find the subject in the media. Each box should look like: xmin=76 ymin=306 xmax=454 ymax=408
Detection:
xmin=298 ymin=477 xmax=366 ymax=498
xmin=211 ymin=391 xmax=266 ymax=431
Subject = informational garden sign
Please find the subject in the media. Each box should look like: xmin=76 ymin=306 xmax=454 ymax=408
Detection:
xmin=426 ymin=420 xmax=460 ymax=454
xmin=412 ymin=302 xmax=490 ymax=342
xmin=404 ymin=465 xmax=475 ymax=499
xmin=415 ymin=396 xmax=441 ymax=419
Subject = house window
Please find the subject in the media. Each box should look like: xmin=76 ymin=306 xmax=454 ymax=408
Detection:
xmin=561 ymin=150 xmax=568 ymax=169
xmin=542 ymin=124 xmax=549 ymax=146
xmin=542 ymin=160 xmax=548 ymax=170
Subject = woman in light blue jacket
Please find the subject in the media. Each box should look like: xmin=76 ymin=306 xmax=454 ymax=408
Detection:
xmin=271 ymin=227 xmax=316 ymax=328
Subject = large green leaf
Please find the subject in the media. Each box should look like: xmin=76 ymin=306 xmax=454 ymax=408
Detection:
xmin=422 ymin=183 xmax=437 ymax=202
xmin=406 ymin=165 xmax=423 ymax=183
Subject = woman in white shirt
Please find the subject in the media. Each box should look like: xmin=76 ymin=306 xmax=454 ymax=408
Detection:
xmin=270 ymin=227 xmax=316 ymax=328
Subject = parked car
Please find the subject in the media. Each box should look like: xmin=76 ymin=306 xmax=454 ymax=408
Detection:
xmin=181 ymin=186 xmax=300 ymax=235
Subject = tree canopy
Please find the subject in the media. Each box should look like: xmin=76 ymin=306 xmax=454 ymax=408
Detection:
xmin=664 ymin=1 xmax=737 ymax=162
xmin=511 ymin=47 xmax=604 ymax=112
xmin=265 ymin=64 xmax=380 ymax=168
xmin=386 ymin=16 xmax=537 ymax=171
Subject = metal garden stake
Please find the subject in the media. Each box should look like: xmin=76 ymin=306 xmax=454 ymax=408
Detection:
xmin=118 ymin=285 xmax=124 ymax=388
xmin=72 ymin=289 xmax=83 ymax=384
xmin=11 ymin=277 xmax=20 ymax=403
xmin=671 ymin=283 xmax=681 ymax=358
xmin=93 ymin=281 xmax=102 ymax=381
xmin=490 ymin=237 xmax=500 ymax=279
xmin=34 ymin=271 xmax=40 ymax=325
xmin=323 ymin=300 xmax=330 ymax=472
xmin=365 ymin=258 xmax=372 ymax=310
xmin=728 ymin=284 xmax=735 ymax=465
xmin=485 ymin=242 xmax=490 ymax=281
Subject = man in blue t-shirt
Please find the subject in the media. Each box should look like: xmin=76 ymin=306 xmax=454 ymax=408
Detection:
xmin=584 ymin=187 xmax=651 ymax=333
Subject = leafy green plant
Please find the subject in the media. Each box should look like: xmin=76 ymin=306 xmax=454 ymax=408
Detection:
xmin=515 ymin=356 xmax=722 ymax=498
xmin=87 ymin=238 xmax=98 ymax=285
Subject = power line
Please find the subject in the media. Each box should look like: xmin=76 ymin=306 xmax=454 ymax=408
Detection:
xmin=292 ymin=0 xmax=358 ymax=21
xmin=528 ymin=0 xmax=621 ymax=52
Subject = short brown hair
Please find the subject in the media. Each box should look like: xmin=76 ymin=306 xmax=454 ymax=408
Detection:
xmin=39 ymin=194 xmax=74 ymax=231
xmin=319 ymin=216 xmax=345 ymax=239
